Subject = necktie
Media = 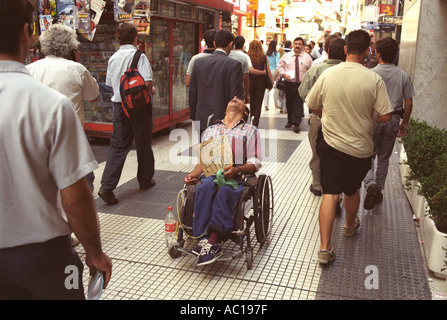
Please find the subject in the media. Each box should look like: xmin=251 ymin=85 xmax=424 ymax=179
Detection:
xmin=295 ymin=55 xmax=300 ymax=83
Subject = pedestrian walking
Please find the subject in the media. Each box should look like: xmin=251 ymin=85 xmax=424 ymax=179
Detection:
xmin=277 ymin=37 xmax=313 ymax=133
xmin=189 ymin=29 xmax=244 ymax=134
xmin=229 ymin=35 xmax=252 ymax=104
xmin=248 ymin=40 xmax=272 ymax=127
xmin=185 ymin=29 xmax=216 ymax=87
xmin=299 ymin=37 xmax=346 ymax=198
xmin=262 ymin=40 xmax=280 ymax=111
xmin=363 ymin=37 xmax=415 ymax=210
xmin=99 ymin=22 xmax=156 ymax=205
xmin=0 ymin=0 xmax=111 ymax=299
xmin=27 ymin=23 xmax=99 ymax=192
xmin=306 ymin=29 xmax=393 ymax=264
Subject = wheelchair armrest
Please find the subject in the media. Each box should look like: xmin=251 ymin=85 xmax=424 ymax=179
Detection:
xmin=242 ymin=173 xmax=258 ymax=188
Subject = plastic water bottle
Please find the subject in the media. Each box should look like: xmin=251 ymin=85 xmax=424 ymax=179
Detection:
xmin=164 ymin=206 xmax=177 ymax=248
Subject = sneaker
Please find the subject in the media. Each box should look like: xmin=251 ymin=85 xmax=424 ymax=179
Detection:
xmin=318 ymin=246 xmax=336 ymax=264
xmin=197 ymin=242 xmax=223 ymax=266
xmin=344 ymin=216 xmax=360 ymax=237
xmin=192 ymin=238 xmax=209 ymax=256
xmin=364 ymin=184 xmax=383 ymax=210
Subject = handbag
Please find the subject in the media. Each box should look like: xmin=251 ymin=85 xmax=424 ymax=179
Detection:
xmin=264 ymin=56 xmax=273 ymax=90
xmin=276 ymin=76 xmax=286 ymax=90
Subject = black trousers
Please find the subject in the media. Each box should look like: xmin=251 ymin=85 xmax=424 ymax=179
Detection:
xmin=284 ymin=81 xmax=303 ymax=127
xmin=101 ymin=102 xmax=155 ymax=191
xmin=0 ymin=235 xmax=85 ymax=299
xmin=249 ymin=75 xmax=266 ymax=127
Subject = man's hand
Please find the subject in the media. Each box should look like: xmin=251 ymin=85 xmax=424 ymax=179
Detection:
xmin=223 ymin=165 xmax=239 ymax=179
xmin=184 ymin=164 xmax=203 ymax=185
xmin=397 ymin=123 xmax=408 ymax=137
xmin=184 ymin=174 xmax=199 ymax=185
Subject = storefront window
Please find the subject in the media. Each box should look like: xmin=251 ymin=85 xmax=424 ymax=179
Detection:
xmin=150 ymin=19 xmax=170 ymax=119
xmin=172 ymin=22 xmax=197 ymax=113
xmin=79 ymin=22 xmax=119 ymax=124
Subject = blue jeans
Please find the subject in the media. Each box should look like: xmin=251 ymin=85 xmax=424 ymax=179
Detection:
xmin=193 ymin=176 xmax=244 ymax=241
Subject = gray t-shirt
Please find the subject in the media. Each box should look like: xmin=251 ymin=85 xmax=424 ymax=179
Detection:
xmin=228 ymin=50 xmax=251 ymax=74
xmin=373 ymin=64 xmax=415 ymax=111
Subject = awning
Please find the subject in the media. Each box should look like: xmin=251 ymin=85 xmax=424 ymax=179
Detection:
xmin=186 ymin=0 xmax=233 ymax=12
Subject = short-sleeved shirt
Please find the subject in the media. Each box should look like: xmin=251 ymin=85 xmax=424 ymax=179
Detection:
xmin=0 ymin=61 xmax=98 ymax=249
xmin=266 ymin=51 xmax=280 ymax=71
xmin=186 ymin=50 xmax=212 ymax=76
xmin=27 ymin=55 xmax=99 ymax=125
xmin=106 ymin=44 xmax=153 ymax=103
xmin=202 ymin=120 xmax=262 ymax=171
xmin=372 ymin=64 xmax=415 ymax=111
xmin=229 ymin=50 xmax=251 ymax=74
xmin=306 ymin=62 xmax=392 ymax=158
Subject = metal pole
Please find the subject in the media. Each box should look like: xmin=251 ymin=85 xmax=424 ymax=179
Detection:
xmin=254 ymin=9 xmax=257 ymax=40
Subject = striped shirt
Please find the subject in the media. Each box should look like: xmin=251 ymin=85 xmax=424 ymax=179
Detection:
xmin=202 ymin=119 xmax=262 ymax=171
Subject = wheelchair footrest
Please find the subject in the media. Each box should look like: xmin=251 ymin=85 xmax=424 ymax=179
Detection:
xmin=219 ymin=250 xmax=243 ymax=261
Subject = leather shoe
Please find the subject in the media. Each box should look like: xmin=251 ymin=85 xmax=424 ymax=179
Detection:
xmin=285 ymin=122 xmax=292 ymax=128
xmin=310 ymin=185 xmax=322 ymax=196
xmin=294 ymin=126 xmax=300 ymax=133
xmin=98 ymin=189 xmax=119 ymax=204
xmin=140 ymin=179 xmax=156 ymax=190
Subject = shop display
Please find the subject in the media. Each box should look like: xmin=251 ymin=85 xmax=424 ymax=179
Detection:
xmin=30 ymin=0 xmax=223 ymax=137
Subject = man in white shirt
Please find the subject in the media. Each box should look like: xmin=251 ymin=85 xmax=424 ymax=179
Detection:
xmin=277 ymin=37 xmax=313 ymax=133
xmin=0 ymin=0 xmax=111 ymax=299
xmin=99 ymin=22 xmax=156 ymax=204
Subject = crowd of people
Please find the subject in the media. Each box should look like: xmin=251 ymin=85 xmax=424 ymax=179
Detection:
xmin=0 ymin=0 xmax=415 ymax=299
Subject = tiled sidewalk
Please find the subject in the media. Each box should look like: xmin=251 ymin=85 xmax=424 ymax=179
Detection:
xmin=76 ymin=104 xmax=446 ymax=300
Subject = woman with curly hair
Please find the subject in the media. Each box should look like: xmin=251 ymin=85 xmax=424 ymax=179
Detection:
xmin=248 ymin=40 xmax=272 ymax=127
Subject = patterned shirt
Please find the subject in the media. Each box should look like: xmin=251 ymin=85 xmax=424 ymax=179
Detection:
xmin=202 ymin=119 xmax=262 ymax=171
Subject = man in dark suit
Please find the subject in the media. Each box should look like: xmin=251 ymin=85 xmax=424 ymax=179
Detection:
xmin=189 ymin=29 xmax=244 ymax=134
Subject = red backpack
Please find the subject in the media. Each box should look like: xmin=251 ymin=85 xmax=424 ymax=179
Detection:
xmin=119 ymin=50 xmax=151 ymax=118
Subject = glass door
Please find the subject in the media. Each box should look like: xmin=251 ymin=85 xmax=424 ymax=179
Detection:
xmin=150 ymin=19 xmax=170 ymax=119
xmin=172 ymin=21 xmax=197 ymax=114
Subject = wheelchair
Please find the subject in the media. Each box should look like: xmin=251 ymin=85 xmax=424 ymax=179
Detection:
xmin=168 ymin=172 xmax=274 ymax=269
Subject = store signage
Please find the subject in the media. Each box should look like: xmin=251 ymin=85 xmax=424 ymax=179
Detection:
xmin=379 ymin=4 xmax=395 ymax=16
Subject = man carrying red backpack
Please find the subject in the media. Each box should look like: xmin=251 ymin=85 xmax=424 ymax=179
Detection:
xmin=99 ymin=22 xmax=156 ymax=205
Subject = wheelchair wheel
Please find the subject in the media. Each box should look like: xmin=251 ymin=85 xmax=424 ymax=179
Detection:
xmin=253 ymin=174 xmax=274 ymax=244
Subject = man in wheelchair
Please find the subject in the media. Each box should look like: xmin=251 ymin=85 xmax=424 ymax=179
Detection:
xmin=184 ymin=97 xmax=262 ymax=266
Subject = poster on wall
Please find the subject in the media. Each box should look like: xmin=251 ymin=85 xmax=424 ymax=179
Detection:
xmin=115 ymin=0 xmax=134 ymax=21
xmin=114 ymin=0 xmax=151 ymax=35
xmin=39 ymin=15 xmax=52 ymax=33
xmin=77 ymin=0 xmax=106 ymax=41
xmin=56 ymin=0 xmax=77 ymax=29
xmin=133 ymin=0 xmax=150 ymax=35
xmin=38 ymin=0 xmax=56 ymax=33
xmin=39 ymin=0 xmax=57 ymax=16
